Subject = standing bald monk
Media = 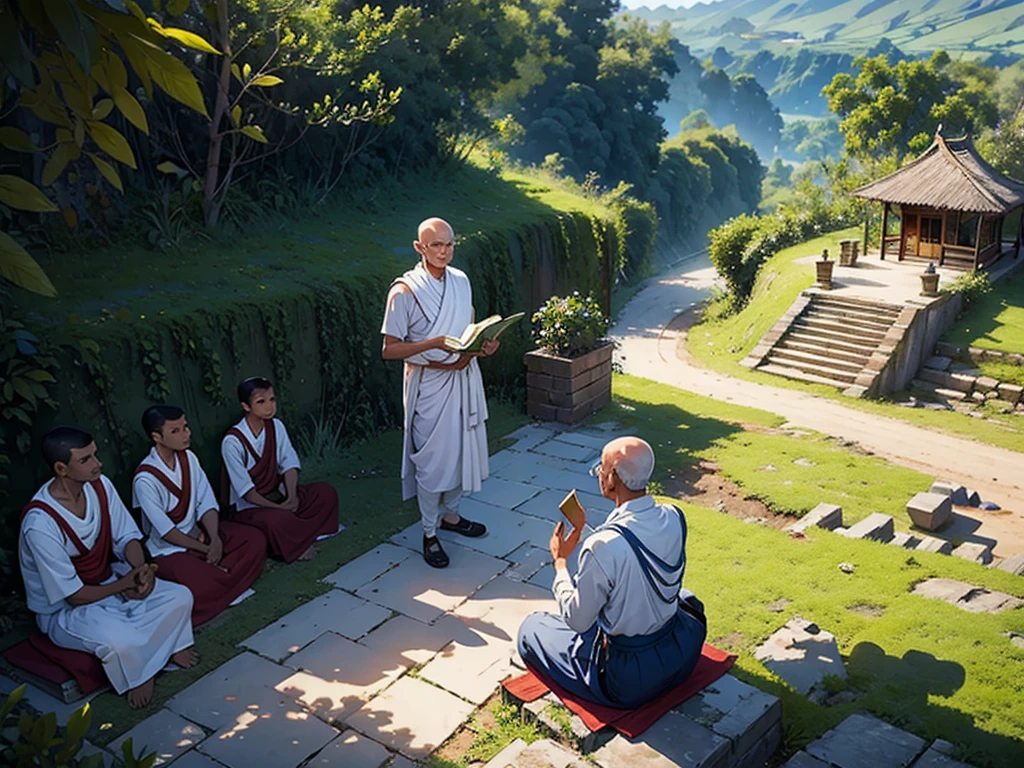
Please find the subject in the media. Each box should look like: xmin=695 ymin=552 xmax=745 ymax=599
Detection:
xmin=381 ymin=217 xmax=499 ymax=568
xmin=517 ymin=437 xmax=707 ymax=709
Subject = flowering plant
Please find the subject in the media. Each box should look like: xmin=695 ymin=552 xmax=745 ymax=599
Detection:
xmin=531 ymin=292 xmax=610 ymax=358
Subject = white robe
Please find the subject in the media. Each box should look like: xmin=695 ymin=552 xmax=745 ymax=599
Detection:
xmin=220 ymin=417 xmax=301 ymax=510
xmin=381 ymin=263 xmax=489 ymax=500
xmin=132 ymin=448 xmax=219 ymax=558
xmin=18 ymin=476 xmax=194 ymax=694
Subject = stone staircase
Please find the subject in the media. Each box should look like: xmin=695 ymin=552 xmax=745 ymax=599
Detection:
xmin=755 ymin=295 xmax=904 ymax=390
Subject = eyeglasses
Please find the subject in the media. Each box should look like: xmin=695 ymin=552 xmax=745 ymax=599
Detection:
xmin=589 ymin=461 xmax=607 ymax=478
xmin=426 ymin=240 xmax=456 ymax=251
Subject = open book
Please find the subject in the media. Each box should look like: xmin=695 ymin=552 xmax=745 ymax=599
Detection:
xmin=444 ymin=312 xmax=525 ymax=353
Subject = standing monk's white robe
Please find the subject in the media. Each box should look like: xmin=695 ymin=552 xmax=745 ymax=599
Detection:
xmin=381 ymin=262 xmax=489 ymax=500
xmin=18 ymin=476 xmax=194 ymax=694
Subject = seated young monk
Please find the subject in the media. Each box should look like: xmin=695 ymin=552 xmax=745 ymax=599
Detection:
xmin=517 ymin=437 xmax=707 ymax=709
xmin=19 ymin=426 xmax=198 ymax=709
xmin=221 ymin=377 xmax=339 ymax=562
xmin=133 ymin=405 xmax=267 ymax=626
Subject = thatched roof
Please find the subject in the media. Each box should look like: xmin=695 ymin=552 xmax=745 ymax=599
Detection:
xmin=853 ymin=134 xmax=1024 ymax=215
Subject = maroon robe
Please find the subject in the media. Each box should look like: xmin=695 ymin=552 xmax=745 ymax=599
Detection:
xmin=135 ymin=455 xmax=267 ymax=626
xmin=224 ymin=419 xmax=339 ymax=563
xmin=3 ymin=480 xmax=114 ymax=694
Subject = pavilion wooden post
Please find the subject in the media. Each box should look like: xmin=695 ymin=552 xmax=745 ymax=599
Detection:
xmin=863 ymin=217 xmax=870 ymax=256
xmin=880 ymin=202 xmax=889 ymax=260
xmin=973 ymin=214 xmax=984 ymax=270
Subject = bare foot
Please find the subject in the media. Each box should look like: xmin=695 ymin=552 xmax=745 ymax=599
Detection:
xmin=298 ymin=544 xmax=317 ymax=561
xmin=127 ymin=678 xmax=154 ymax=709
xmin=171 ymin=647 xmax=199 ymax=669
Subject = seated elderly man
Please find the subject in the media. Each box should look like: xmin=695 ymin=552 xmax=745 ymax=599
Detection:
xmin=517 ymin=436 xmax=706 ymax=709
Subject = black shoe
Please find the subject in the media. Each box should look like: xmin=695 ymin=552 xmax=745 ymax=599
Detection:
xmin=439 ymin=516 xmax=487 ymax=538
xmin=423 ymin=535 xmax=450 ymax=568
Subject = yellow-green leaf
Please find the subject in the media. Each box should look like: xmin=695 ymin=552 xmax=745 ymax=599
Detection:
xmin=166 ymin=0 xmax=189 ymax=15
xmin=26 ymin=369 xmax=57 ymax=383
xmin=124 ymin=0 xmax=146 ymax=22
xmin=86 ymin=121 xmax=136 ymax=168
xmin=148 ymin=21 xmax=221 ymax=55
xmin=87 ymin=153 xmax=123 ymax=192
xmin=0 ymin=231 xmax=57 ymax=297
xmin=156 ymin=160 xmax=185 ymax=175
xmin=91 ymin=98 xmax=113 ymax=120
xmin=59 ymin=79 xmax=93 ymax=118
xmin=41 ymin=143 xmax=74 ymax=186
xmin=62 ymin=207 xmax=78 ymax=229
xmin=231 ymin=105 xmax=241 ymax=126
xmin=112 ymin=86 xmax=148 ymax=133
xmin=0 ymin=176 xmax=58 ymax=213
xmin=42 ymin=0 xmax=101 ymax=74
xmin=250 ymin=75 xmax=283 ymax=87
xmin=231 ymin=63 xmax=241 ymax=83
xmin=27 ymin=88 xmax=73 ymax=128
xmin=142 ymin=45 xmax=210 ymax=119
xmin=242 ymin=62 xmax=251 ymax=80
xmin=0 ymin=127 xmax=36 ymax=153
xmin=103 ymin=50 xmax=129 ymax=91
xmin=74 ymin=118 xmax=85 ymax=148
xmin=240 ymin=125 xmax=268 ymax=143
xmin=114 ymin=32 xmax=152 ymax=96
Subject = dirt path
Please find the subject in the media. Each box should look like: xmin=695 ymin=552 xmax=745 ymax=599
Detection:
xmin=610 ymin=254 xmax=1024 ymax=557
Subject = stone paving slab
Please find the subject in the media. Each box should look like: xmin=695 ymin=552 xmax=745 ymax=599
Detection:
xmin=912 ymin=742 xmax=972 ymax=768
xmin=514 ymin=488 xmax=611 ymax=526
xmin=483 ymin=736 xmax=528 ymax=768
xmin=530 ymin=439 xmax=600 ymax=463
xmin=509 ymin=738 xmax=589 ymax=768
xmin=677 ymin=674 xmax=782 ymax=760
xmin=592 ymin=710 xmax=730 ymax=768
xmin=950 ymin=541 xmax=993 ymax=565
xmin=277 ymin=632 xmax=409 ymax=722
xmin=489 ymin=449 xmax=525 ymax=475
xmin=356 ymin=541 xmax=507 ymax=623
xmin=805 ymin=712 xmax=925 ymax=768
xmin=345 ymin=675 xmax=476 ymax=759
xmin=420 ymin=577 xmax=556 ymax=704
xmin=754 ymin=617 xmax=845 ymax=695
xmin=493 ymin=454 xmax=594 ymax=492
xmin=241 ymin=590 xmax=392 ymax=661
xmin=359 ymin=614 xmax=459 ymax=667
xmin=322 ymin=543 xmax=414 ymax=592
xmin=911 ymin=577 xmax=1024 ymax=613
xmin=468 ymin=478 xmax=544 ymax=509
xmin=165 ymin=750 xmax=223 ymax=768
xmin=166 ymin=651 xmax=294 ymax=731
xmin=552 ymin=431 xmax=612 ymax=451
xmin=503 ymin=424 xmax=560 ymax=453
xmin=195 ymin=686 xmax=339 ymax=768
xmin=109 ymin=708 xmax=205 ymax=766
xmin=781 ymin=752 xmax=829 ymax=768
xmin=504 ymin=544 xmax=552 ymax=583
xmin=306 ymin=729 xmax=391 ymax=767
xmin=391 ymin=499 xmax=554 ymax=559
xmin=78 ymin=741 xmax=116 ymax=767
xmin=994 ymin=552 xmax=1024 ymax=575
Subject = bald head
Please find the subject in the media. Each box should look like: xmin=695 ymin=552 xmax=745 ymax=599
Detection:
xmin=418 ymin=217 xmax=454 ymax=242
xmin=603 ymin=436 xmax=655 ymax=492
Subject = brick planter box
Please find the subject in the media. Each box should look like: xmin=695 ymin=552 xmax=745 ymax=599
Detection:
xmin=525 ymin=340 xmax=613 ymax=423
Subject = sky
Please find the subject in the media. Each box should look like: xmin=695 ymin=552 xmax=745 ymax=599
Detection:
xmin=620 ymin=1 xmax=717 ymax=8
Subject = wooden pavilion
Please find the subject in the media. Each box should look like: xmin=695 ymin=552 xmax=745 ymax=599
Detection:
xmin=853 ymin=132 xmax=1024 ymax=270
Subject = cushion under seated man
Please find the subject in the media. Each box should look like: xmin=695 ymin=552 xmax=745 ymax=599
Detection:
xmin=517 ymin=436 xmax=706 ymax=709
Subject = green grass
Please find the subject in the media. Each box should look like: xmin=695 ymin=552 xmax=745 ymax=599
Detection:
xmin=942 ymin=268 xmax=1024 ymax=354
xmin=687 ymin=228 xmax=1024 ymax=453
xmin=598 ymin=377 xmax=1024 ymax=766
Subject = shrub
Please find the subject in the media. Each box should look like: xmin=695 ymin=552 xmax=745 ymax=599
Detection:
xmin=610 ymin=195 xmax=659 ymax=284
xmin=531 ymin=292 xmax=610 ymax=358
xmin=941 ymin=270 xmax=992 ymax=317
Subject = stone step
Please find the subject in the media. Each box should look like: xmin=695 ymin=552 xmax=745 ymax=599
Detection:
xmin=917 ymin=368 xmax=976 ymax=393
xmin=804 ymin=303 xmax=902 ymax=326
xmin=913 ymin=535 xmax=954 ymax=555
xmin=770 ymin=346 xmax=864 ymax=374
xmin=778 ymin=338 xmax=873 ymax=366
xmin=992 ymin=553 xmax=1024 ymax=575
xmin=803 ymin=308 xmax=895 ymax=333
xmin=910 ymin=379 xmax=967 ymax=401
xmin=762 ymin=356 xmax=859 ymax=384
xmin=840 ymin=513 xmax=895 ymax=543
xmin=785 ymin=328 xmax=879 ymax=353
xmin=757 ymin=363 xmax=852 ymax=390
xmin=791 ymin=318 xmax=886 ymax=343
xmin=810 ymin=295 xmax=903 ymax=316
xmin=786 ymin=503 xmax=844 ymax=534
xmin=951 ymin=542 xmax=993 ymax=565
xmin=804 ymin=713 xmax=926 ymax=768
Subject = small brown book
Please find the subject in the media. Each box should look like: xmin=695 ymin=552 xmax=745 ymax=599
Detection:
xmin=558 ymin=489 xmax=587 ymax=531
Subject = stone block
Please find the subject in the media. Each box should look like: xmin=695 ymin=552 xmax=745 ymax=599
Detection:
xmin=523 ymin=695 xmax=613 ymax=755
xmin=805 ymin=712 xmax=925 ymax=768
xmin=753 ymin=617 xmax=845 ymax=695
xmin=997 ymin=382 xmax=1023 ymax=404
xmin=951 ymin=542 xmax=993 ymax=565
xmin=110 ymin=709 xmax=205 ymax=767
xmin=307 ymin=730 xmax=391 ymax=768
xmin=889 ymin=532 xmax=919 ymax=548
xmin=913 ymin=743 xmax=973 ymax=768
xmin=483 ymin=737 xmax=529 ymax=768
xmin=322 ymin=543 xmax=413 ymax=592
xmin=781 ymin=752 xmax=829 ymax=768
xmin=924 ymin=356 xmax=951 ymax=371
xmin=592 ymin=711 xmax=730 ymax=768
xmin=841 ymin=512 xmax=894 ymax=542
xmin=913 ymin=535 xmax=954 ymax=555
xmin=956 ymin=588 xmax=1024 ymax=614
xmin=786 ymin=503 xmax=843 ymax=534
xmin=964 ymin=489 xmax=981 ymax=507
xmin=468 ymin=478 xmax=544 ymax=510
xmin=994 ymin=553 xmax=1024 ymax=575
xmin=933 ymin=342 xmax=963 ymax=359
xmin=974 ymin=376 xmax=999 ymax=393
xmin=927 ymin=481 xmax=966 ymax=504
xmin=912 ymin=578 xmax=975 ymax=604
xmin=734 ymin=721 xmax=781 ymax=768
xmin=676 ymin=674 xmax=781 ymax=761
xmin=345 ymin=676 xmax=476 ymax=759
xmin=906 ymin=493 xmax=952 ymax=531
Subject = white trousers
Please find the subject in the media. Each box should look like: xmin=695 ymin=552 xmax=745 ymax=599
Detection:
xmin=417 ymin=484 xmax=463 ymax=538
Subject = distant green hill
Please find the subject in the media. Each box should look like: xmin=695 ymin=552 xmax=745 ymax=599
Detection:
xmin=629 ymin=0 xmax=1022 ymax=117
